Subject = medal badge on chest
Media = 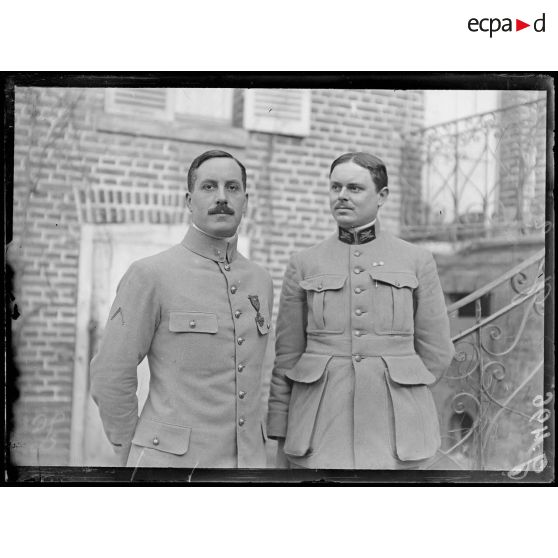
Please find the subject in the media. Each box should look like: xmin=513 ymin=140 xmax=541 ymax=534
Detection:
xmin=248 ymin=295 xmax=265 ymax=328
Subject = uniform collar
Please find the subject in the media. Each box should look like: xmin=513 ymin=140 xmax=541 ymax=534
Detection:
xmin=338 ymin=219 xmax=379 ymax=245
xmin=182 ymin=225 xmax=238 ymax=263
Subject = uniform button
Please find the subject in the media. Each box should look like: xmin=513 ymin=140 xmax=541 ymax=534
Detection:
xmin=189 ymin=320 xmax=196 ymax=328
xmin=395 ymin=281 xmax=400 ymax=287
xmin=372 ymin=262 xmax=378 ymax=267
xmin=237 ymin=364 xmax=245 ymax=372
xmin=379 ymin=261 xmax=385 ymax=266
xmin=354 ymin=330 xmax=363 ymax=337
xmin=354 ymin=355 xmax=363 ymax=362
xmin=354 ymin=287 xmax=363 ymax=294
xmin=238 ymin=418 xmax=245 ymax=426
xmin=354 ymin=267 xmax=362 ymax=274
xmin=355 ymin=309 xmax=363 ymax=316
xmin=354 ymin=250 xmax=361 ymax=257
xmin=234 ymin=310 xmax=242 ymax=318
xmin=152 ymin=437 xmax=159 ymax=446
xmin=224 ymin=264 xmax=231 ymax=271
xmin=230 ymin=285 xmax=237 ymax=294
xmin=239 ymin=391 xmax=246 ymax=399
xmin=317 ymin=284 xmax=323 ymax=291
xmin=237 ymin=337 xmax=245 ymax=345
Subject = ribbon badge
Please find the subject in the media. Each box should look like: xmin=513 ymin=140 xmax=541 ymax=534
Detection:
xmin=248 ymin=295 xmax=265 ymax=328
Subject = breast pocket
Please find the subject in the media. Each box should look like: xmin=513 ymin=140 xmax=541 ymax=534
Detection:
xmin=169 ymin=311 xmax=218 ymax=333
xmin=369 ymin=271 xmax=418 ymax=334
xmin=299 ymin=274 xmax=347 ymax=334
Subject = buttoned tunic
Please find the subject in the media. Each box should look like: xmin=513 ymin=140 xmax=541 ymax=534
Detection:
xmin=90 ymin=226 xmax=273 ymax=468
xmin=267 ymin=222 xmax=454 ymax=469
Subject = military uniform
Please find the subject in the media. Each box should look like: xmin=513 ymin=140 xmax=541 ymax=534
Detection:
xmin=90 ymin=226 xmax=273 ymax=468
xmin=267 ymin=220 xmax=454 ymax=469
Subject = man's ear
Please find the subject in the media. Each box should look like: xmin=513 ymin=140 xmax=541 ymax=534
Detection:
xmin=378 ymin=187 xmax=389 ymax=207
xmin=185 ymin=191 xmax=192 ymax=211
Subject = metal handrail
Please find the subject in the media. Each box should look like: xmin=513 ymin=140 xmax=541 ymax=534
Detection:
xmin=446 ymin=248 xmax=545 ymax=314
xmin=407 ymin=98 xmax=545 ymax=136
xmin=451 ymin=280 xmax=544 ymax=343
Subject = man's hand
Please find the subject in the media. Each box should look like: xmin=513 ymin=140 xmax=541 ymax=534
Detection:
xmin=275 ymin=438 xmax=290 ymax=468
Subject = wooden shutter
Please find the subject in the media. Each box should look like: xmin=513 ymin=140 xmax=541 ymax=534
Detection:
xmin=105 ymin=88 xmax=174 ymax=120
xmin=243 ymin=89 xmax=311 ymax=136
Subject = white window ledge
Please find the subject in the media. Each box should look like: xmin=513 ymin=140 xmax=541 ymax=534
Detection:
xmin=95 ymin=113 xmax=248 ymax=149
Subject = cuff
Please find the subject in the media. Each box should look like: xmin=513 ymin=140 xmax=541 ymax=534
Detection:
xmin=267 ymin=411 xmax=288 ymax=439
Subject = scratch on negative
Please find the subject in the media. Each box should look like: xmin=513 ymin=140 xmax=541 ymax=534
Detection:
xmin=111 ymin=307 xmax=125 ymax=325
xmin=188 ymin=461 xmax=199 ymax=482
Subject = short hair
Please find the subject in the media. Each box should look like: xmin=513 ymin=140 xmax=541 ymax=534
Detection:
xmin=329 ymin=152 xmax=388 ymax=192
xmin=187 ymin=150 xmax=247 ymax=192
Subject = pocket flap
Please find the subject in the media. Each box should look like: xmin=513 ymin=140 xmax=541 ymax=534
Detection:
xmin=299 ymin=274 xmax=347 ymax=292
xmin=169 ymin=311 xmax=218 ymax=333
xmin=132 ymin=418 xmax=191 ymax=455
xmin=369 ymin=271 xmax=418 ymax=289
xmin=285 ymin=353 xmax=332 ymax=383
xmin=383 ymin=355 xmax=437 ymax=385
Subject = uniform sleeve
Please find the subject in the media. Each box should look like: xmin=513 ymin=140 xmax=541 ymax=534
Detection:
xmin=90 ymin=262 xmax=160 ymax=454
xmin=267 ymin=254 xmax=307 ymax=439
xmin=413 ymin=251 xmax=455 ymax=379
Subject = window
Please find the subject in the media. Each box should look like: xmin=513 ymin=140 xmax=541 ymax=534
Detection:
xmin=105 ymin=88 xmax=233 ymax=125
xmin=243 ymin=89 xmax=311 ymax=137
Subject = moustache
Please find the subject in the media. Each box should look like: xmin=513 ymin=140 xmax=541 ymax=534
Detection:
xmin=208 ymin=205 xmax=235 ymax=215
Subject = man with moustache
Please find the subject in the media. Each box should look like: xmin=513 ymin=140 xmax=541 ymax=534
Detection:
xmin=267 ymin=152 xmax=454 ymax=469
xmin=91 ymin=150 xmax=273 ymax=468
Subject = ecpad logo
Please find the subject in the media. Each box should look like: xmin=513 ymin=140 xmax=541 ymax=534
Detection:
xmin=468 ymin=13 xmax=546 ymax=37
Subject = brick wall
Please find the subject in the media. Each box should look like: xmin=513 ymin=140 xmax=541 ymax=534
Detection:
xmin=10 ymin=87 xmax=424 ymax=465
xmin=246 ymin=89 xmax=425 ymax=303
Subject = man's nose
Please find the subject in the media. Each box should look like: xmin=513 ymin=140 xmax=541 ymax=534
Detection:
xmin=338 ymin=186 xmax=349 ymax=200
xmin=216 ymin=185 xmax=229 ymax=203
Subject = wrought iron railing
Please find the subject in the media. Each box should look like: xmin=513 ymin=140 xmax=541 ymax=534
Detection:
xmin=428 ymin=248 xmax=547 ymax=472
xmin=401 ymin=98 xmax=547 ymax=242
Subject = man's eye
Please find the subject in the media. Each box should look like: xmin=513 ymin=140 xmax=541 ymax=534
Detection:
xmin=331 ymin=185 xmax=341 ymax=191
xmin=227 ymin=184 xmax=240 ymax=192
xmin=202 ymin=184 xmax=215 ymax=190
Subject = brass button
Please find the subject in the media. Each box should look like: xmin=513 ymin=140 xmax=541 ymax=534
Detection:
xmin=234 ymin=310 xmax=242 ymax=318
xmin=354 ymin=355 xmax=363 ymax=362
xmin=237 ymin=364 xmax=245 ymax=372
xmin=317 ymin=284 xmax=323 ymax=291
xmin=230 ymin=285 xmax=237 ymax=294
xmin=379 ymin=261 xmax=385 ymax=266
xmin=395 ymin=281 xmax=400 ymax=287
xmin=224 ymin=263 xmax=231 ymax=271
xmin=354 ymin=268 xmax=362 ymax=274
xmin=354 ymin=287 xmax=363 ymax=294
xmin=189 ymin=320 xmax=196 ymax=328
xmin=355 ymin=309 xmax=363 ymax=316
xmin=237 ymin=337 xmax=245 ymax=345
xmin=238 ymin=418 xmax=245 ymax=426
xmin=239 ymin=391 xmax=246 ymax=399
xmin=354 ymin=250 xmax=361 ymax=257
xmin=372 ymin=262 xmax=378 ymax=267
xmin=354 ymin=330 xmax=363 ymax=337
xmin=152 ymin=437 xmax=159 ymax=446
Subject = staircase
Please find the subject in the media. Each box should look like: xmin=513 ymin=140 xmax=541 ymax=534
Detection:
xmin=428 ymin=248 xmax=548 ymax=472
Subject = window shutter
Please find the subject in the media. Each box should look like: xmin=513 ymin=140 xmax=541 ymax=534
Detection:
xmin=105 ymin=88 xmax=174 ymax=120
xmin=243 ymin=89 xmax=311 ymax=136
